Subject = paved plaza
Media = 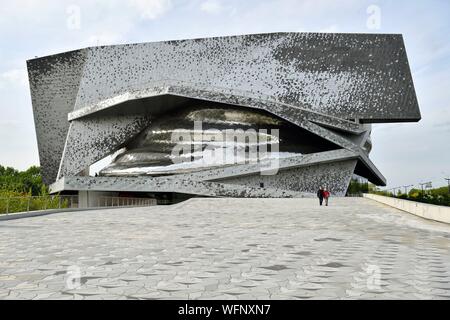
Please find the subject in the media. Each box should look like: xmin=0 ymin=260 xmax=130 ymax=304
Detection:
xmin=1 ymin=197 xmax=450 ymax=300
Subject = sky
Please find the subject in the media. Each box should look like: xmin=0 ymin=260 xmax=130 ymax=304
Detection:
xmin=0 ymin=0 xmax=449 ymax=190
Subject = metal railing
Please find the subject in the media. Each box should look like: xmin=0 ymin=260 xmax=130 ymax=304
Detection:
xmin=346 ymin=193 xmax=364 ymax=197
xmin=0 ymin=195 xmax=79 ymax=215
xmin=97 ymin=196 xmax=157 ymax=207
xmin=0 ymin=195 xmax=156 ymax=215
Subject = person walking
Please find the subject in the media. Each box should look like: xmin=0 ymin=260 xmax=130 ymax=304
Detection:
xmin=317 ymin=186 xmax=324 ymax=206
xmin=323 ymin=188 xmax=330 ymax=206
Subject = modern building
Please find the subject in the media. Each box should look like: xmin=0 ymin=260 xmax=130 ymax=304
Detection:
xmin=27 ymin=32 xmax=420 ymax=205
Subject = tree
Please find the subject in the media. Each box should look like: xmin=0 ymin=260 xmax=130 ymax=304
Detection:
xmin=0 ymin=165 xmax=47 ymax=196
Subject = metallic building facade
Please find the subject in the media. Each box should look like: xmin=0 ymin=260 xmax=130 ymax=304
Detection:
xmin=27 ymin=33 xmax=420 ymax=199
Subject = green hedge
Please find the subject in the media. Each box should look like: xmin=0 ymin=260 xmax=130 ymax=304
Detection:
xmin=0 ymin=196 xmax=69 ymax=214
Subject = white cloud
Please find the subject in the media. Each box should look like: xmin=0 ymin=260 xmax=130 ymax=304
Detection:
xmin=319 ymin=24 xmax=340 ymax=33
xmin=0 ymin=68 xmax=28 ymax=88
xmin=200 ymin=0 xmax=224 ymax=14
xmin=0 ymin=1 xmax=174 ymax=56
xmin=129 ymin=0 xmax=173 ymax=20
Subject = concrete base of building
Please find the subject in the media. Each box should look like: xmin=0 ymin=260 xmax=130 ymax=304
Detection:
xmin=78 ymin=191 xmax=119 ymax=208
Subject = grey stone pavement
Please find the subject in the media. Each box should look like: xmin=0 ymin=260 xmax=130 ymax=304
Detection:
xmin=1 ymin=197 xmax=450 ymax=300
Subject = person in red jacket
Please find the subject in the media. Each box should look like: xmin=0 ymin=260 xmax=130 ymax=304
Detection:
xmin=323 ymin=188 xmax=330 ymax=206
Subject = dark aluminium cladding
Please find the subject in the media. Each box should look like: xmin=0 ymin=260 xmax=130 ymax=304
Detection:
xmin=27 ymin=32 xmax=420 ymax=196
